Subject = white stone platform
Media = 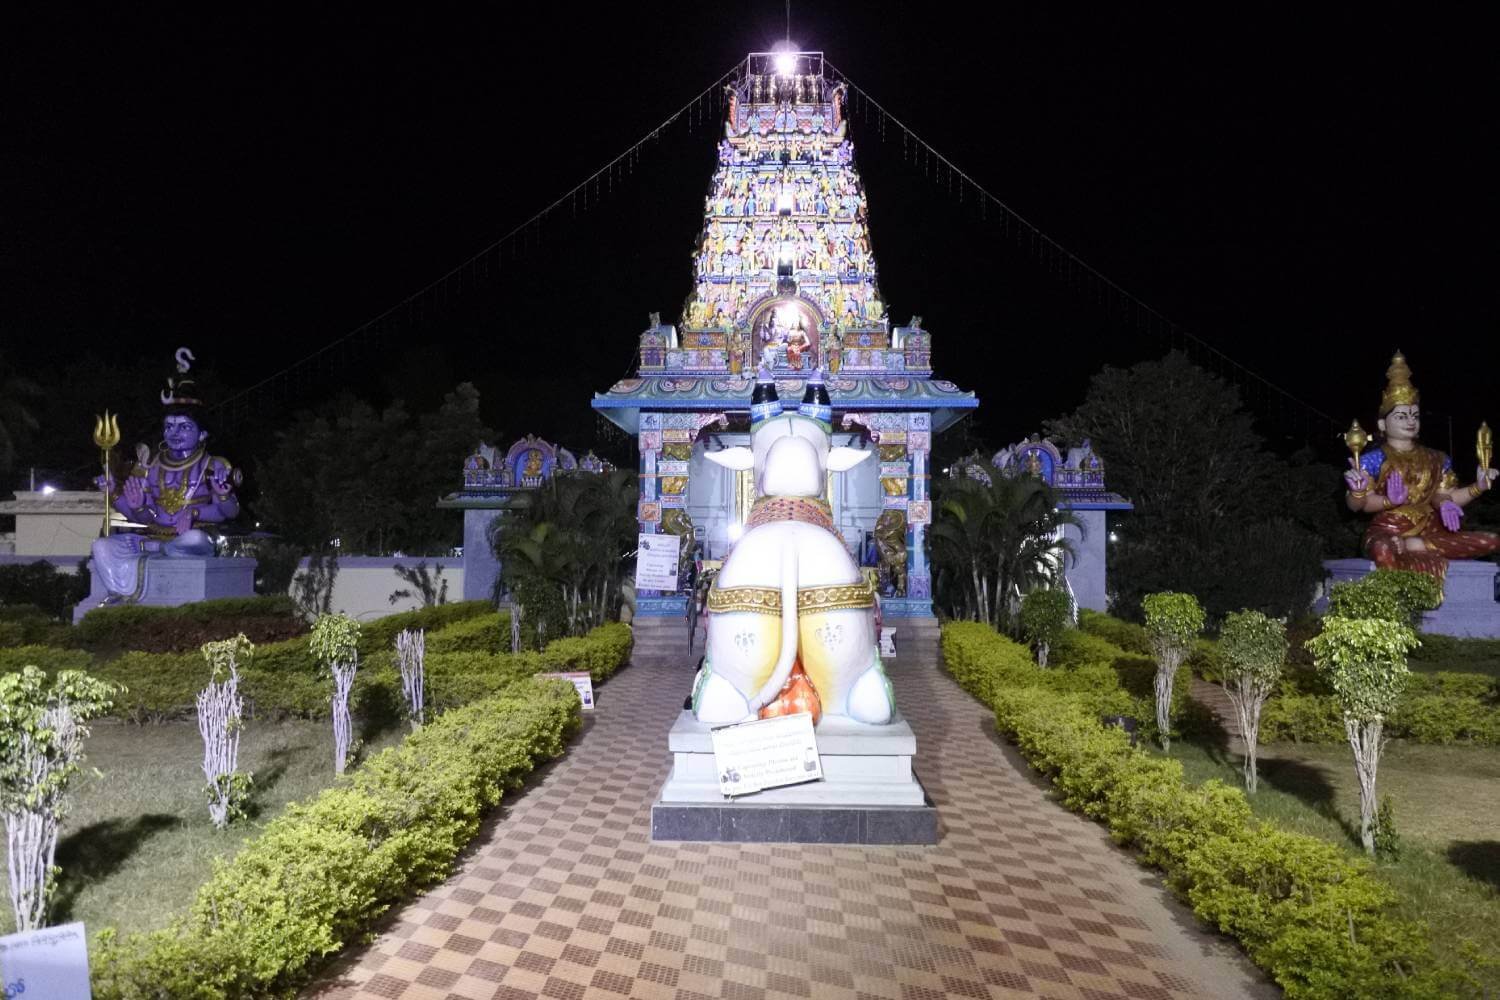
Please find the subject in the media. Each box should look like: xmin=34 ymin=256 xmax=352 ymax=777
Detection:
xmin=652 ymin=709 xmax=937 ymax=843
xmin=657 ymin=710 xmax=926 ymax=806
xmin=74 ymin=556 xmax=257 ymax=623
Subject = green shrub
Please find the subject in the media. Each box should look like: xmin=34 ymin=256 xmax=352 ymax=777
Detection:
xmin=356 ymin=600 xmax=492 ymax=655
xmin=942 ymin=621 xmax=1455 ymax=998
xmin=1078 ymin=608 xmax=1151 ymax=655
xmin=90 ymin=678 xmax=582 ymax=999
xmin=1261 ymin=694 xmax=1346 ymax=743
xmin=75 ymin=596 xmax=307 ymax=654
xmin=1409 ymin=633 xmax=1500 ymax=681
xmin=0 ymin=645 xmax=95 ymax=676
xmin=0 ymin=605 xmax=76 ymax=648
xmin=1327 ymin=569 xmax=1441 ymax=627
xmin=424 ymin=612 xmax=513 ymax=654
xmin=1019 ymin=589 xmax=1072 ymax=667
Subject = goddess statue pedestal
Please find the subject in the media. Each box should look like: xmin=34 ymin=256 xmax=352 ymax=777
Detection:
xmin=1320 ymin=558 xmax=1500 ymax=639
xmin=74 ymin=556 xmax=258 ymax=623
xmin=651 ymin=711 xmax=937 ymax=844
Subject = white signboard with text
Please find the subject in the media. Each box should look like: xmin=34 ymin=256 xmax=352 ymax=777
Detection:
xmin=710 ymin=713 xmax=822 ymax=797
xmin=634 ymin=532 xmax=682 ymax=591
xmin=0 ymin=921 xmax=91 ymax=999
xmin=538 ymin=671 xmax=594 ymax=710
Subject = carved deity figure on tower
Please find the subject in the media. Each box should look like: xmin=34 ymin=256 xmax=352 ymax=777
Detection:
xmin=1343 ymin=352 xmax=1498 ymax=580
xmin=90 ymin=350 xmax=242 ymax=603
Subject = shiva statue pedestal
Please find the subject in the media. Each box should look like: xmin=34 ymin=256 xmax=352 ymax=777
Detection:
xmin=74 ymin=557 xmax=257 ymax=624
xmin=651 ymin=710 xmax=937 ymax=844
xmin=1320 ymin=558 xmax=1500 ymax=639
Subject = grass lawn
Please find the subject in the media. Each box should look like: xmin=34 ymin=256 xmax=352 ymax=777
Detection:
xmin=1159 ymin=734 xmax=1500 ymax=991
xmin=0 ymin=717 xmax=408 ymax=937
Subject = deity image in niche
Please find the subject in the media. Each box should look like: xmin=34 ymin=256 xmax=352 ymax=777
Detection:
xmin=522 ymin=449 xmax=544 ymax=478
xmin=754 ymin=299 xmax=819 ymax=371
xmin=1343 ymin=353 xmax=1498 ymax=581
xmin=89 ymin=352 xmax=242 ymax=604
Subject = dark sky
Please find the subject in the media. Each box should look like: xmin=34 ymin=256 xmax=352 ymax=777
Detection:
xmin=5 ymin=5 xmax=1496 ymax=481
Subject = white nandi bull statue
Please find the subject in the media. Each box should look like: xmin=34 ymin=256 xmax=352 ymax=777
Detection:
xmin=691 ymin=371 xmax=896 ymax=726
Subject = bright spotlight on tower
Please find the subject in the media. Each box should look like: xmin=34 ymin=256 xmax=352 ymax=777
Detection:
xmin=774 ymin=51 xmax=797 ymax=76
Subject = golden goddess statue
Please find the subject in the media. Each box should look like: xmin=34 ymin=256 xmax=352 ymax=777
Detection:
xmin=1343 ymin=353 xmax=1498 ymax=579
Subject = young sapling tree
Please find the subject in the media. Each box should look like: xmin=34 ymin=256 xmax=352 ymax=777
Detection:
xmin=1306 ymin=614 xmax=1420 ymax=856
xmin=394 ymin=627 xmax=425 ymax=730
xmin=0 ymin=666 xmax=116 ymax=931
xmin=1019 ymin=588 xmax=1071 ymax=668
xmin=310 ymin=613 xmax=361 ymax=775
xmin=198 ymin=633 xmax=253 ymax=829
xmin=1142 ymin=591 xmax=1205 ymax=750
xmin=1218 ymin=610 xmax=1287 ymax=793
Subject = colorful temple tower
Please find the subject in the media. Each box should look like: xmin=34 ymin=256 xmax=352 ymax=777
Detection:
xmin=592 ymin=50 xmax=977 ymax=627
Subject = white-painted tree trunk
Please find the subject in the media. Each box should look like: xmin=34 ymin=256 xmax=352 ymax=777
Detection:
xmin=1345 ymin=714 xmax=1384 ymax=855
xmin=395 ymin=628 xmax=425 ymax=730
xmin=197 ymin=663 xmax=244 ymax=829
xmin=1153 ymin=648 xmax=1184 ymax=751
xmin=5 ymin=706 xmax=78 ymax=931
xmin=331 ymin=656 xmax=358 ymax=775
xmin=1225 ymin=674 xmax=1272 ymax=794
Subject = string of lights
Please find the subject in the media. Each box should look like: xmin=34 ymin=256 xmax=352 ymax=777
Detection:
xmin=211 ymin=59 xmax=749 ymax=429
xmin=825 ymin=60 xmax=1342 ymax=442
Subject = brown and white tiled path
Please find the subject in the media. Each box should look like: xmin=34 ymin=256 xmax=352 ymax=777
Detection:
xmin=310 ymin=647 xmax=1276 ymax=1000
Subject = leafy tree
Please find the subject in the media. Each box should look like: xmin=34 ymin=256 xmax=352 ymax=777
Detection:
xmin=254 ymin=383 xmax=490 ymax=556
xmin=198 ymin=634 xmax=253 ymax=830
xmin=310 ymin=613 xmax=360 ymax=775
xmin=1046 ymin=351 xmax=1327 ymax=621
xmin=492 ymin=468 xmax=637 ymax=642
xmin=0 ymin=666 xmax=117 ymax=930
xmin=1219 ymin=610 xmax=1287 ymax=793
xmin=1019 ymin=588 xmax=1072 ymax=667
xmin=1143 ymin=591 xmax=1204 ymax=750
xmin=1306 ymin=615 xmax=1420 ymax=855
xmin=929 ymin=462 xmax=1077 ymax=633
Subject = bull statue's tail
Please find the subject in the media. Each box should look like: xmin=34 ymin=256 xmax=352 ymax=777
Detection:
xmin=746 ymin=543 xmax=799 ymax=716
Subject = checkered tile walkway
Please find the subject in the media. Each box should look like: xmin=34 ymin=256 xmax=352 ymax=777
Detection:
xmin=309 ymin=645 xmax=1274 ymax=999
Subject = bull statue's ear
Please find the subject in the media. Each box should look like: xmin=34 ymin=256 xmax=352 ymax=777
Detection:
xmin=704 ymin=446 xmax=755 ymax=471
xmin=826 ymin=447 xmax=874 ymax=472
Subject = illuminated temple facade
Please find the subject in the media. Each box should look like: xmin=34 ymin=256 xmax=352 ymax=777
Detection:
xmin=592 ymin=51 xmax=978 ymax=623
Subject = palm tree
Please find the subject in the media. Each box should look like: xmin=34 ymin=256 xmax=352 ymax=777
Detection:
xmin=491 ymin=468 xmax=638 ymax=634
xmin=0 ymin=352 xmax=42 ymax=479
xmin=929 ymin=458 xmax=1077 ymax=633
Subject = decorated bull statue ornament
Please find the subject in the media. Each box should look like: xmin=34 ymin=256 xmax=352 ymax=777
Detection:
xmin=690 ymin=369 xmax=897 ymax=726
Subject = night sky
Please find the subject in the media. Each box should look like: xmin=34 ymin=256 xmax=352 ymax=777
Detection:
xmin=5 ymin=5 xmax=1496 ymax=485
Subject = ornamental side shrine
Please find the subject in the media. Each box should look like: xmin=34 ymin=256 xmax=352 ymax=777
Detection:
xmin=592 ymin=51 xmax=978 ymax=628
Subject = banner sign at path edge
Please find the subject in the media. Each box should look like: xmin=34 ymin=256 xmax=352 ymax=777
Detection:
xmin=537 ymin=671 xmax=594 ymax=710
xmin=0 ymin=921 xmax=92 ymax=999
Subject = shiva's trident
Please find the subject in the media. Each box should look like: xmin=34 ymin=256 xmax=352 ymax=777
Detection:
xmin=92 ymin=411 xmax=121 ymax=537
xmin=1479 ymin=421 xmax=1493 ymax=490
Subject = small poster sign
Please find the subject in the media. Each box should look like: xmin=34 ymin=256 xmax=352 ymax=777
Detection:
xmin=879 ymin=627 xmax=897 ymax=657
xmin=0 ymin=921 xmax=92 ymax=999
xmin=710 ymin=713 xmax=822 ymax=797
xmin=538 ymin=671 xmax=594 ymax=710
xmin=634 ymin=532 xmax=682 ymax=591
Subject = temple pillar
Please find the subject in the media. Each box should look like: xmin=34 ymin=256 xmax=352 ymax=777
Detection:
xmin=905 ymin=412 xmax=933 ymax=614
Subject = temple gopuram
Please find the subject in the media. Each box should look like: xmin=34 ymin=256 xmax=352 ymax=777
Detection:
xmin=592 ymin=51 xmax=977 ymax=633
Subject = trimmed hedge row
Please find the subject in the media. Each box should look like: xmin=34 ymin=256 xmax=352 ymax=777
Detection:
xmin=90 ymin=677 xmax=583 ymax=998
xmin=944 ymin=622 xmax=1192 ymax=743
xmin=2 ymin=614 xmax=632 ymax=724
xmin=942 ymin=622 xmax=1458 ymax=999
xmin=1078 ymin=608 xmax=1224 ymax=678
xmin=73 ymin=596 xmax=308 ymax=653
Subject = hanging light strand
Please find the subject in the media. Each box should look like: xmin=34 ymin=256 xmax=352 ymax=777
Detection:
xmin=825 ymin=60 xmax=1340 ymax=436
